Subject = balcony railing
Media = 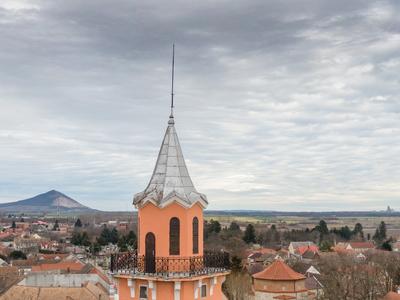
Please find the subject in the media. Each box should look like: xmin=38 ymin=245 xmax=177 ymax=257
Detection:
xmin=110 ymin=250 xmax=230 ymax=278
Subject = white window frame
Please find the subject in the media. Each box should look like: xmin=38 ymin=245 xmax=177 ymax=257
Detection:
xmin=139 ymin=285 xmax=148 ymax=300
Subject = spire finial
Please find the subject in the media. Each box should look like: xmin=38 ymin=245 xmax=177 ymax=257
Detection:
xmin=169 ymin=44 xmax=175 ymax=123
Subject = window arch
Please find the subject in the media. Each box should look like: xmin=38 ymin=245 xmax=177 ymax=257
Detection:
xmin=169 ymin=217 xmax=180 ymax=255
xmin=193 ymin=217 xmax=199 ymax=254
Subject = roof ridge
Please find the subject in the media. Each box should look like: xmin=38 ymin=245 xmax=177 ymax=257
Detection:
xmin=253 ymin=259 xmax=305 ymax=281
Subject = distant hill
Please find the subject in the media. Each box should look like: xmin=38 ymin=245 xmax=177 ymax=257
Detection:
xmin=0 ymin=190 xmax=95 ymax=213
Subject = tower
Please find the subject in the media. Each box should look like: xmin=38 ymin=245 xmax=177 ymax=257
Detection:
xmin=111 ymin=49 xmax=229 ymax=300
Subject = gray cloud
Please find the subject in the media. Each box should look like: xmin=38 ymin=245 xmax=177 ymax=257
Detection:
xmin=0 ymin=0 xmax=399 ymax=210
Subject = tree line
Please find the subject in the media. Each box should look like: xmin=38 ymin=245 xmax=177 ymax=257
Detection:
xmin=204 ymin=218 xmax=394 ymax=255
xmin=71 ymin=224 xmax=137 ymax=254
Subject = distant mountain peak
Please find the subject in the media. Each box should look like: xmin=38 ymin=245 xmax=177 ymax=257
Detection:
xmin=0 ymin=190 xmax=94 ymax=213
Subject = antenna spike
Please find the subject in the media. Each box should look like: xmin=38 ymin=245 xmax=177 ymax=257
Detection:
xmin=170 ymin=44 xmax=175 ymax=118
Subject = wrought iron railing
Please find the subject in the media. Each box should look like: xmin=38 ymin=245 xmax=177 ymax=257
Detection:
xmin=110 ymin=250 xmax=230 ymax=278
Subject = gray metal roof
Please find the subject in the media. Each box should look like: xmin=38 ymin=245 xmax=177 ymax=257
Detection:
xmin=133 ymin=115 xmax=208 ymax=208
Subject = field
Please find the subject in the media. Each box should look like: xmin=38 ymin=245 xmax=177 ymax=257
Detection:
xmin=204 ymin=212 xmax=400 ymax=239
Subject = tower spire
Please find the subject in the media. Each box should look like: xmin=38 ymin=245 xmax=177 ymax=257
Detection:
xmin=169 ymin=44 xmax=175 ymax=124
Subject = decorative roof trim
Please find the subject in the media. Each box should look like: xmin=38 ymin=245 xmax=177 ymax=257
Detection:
xmin=134 ymin=196 xmax=208 ymax=210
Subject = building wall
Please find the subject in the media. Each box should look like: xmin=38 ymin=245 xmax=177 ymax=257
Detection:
xmin=138 ymin=201 xmax=204 ymax=257
xmin=20 ymin=273 xmax=109 ymax=290
xmin=254 ymin=291 xmax=310 ymax=300
xmin=116 ymin=275 xmax=226 ymax=300
xmin=253 ymin=279 xmax=306 ymax=293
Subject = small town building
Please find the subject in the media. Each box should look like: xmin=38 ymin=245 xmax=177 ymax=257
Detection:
xmin=0 ymin=281 xmax=108 ymax=300
xmin=335 ymin=241 xmax=375 ymax=253
xmin=252 ymin=259 xmax=315 ymax=300
xmin=288 ymin=242 xmax=318 ymax=255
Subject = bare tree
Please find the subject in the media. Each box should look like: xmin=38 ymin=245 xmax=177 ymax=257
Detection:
xmin=223 ymin=271 xmax=252 ymax=300
xmin=319 ymin=254 xmax=388 ymax=300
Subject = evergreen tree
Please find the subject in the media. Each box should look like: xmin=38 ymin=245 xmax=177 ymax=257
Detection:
xmin=52 ymin=220 xmax=59 ymax=231
xmin=11 ymin=221 xmax=16 ymax=229
xmin=243 ymin=224 xmax=256 ymax=244
xmin=80 ymin=231 xmax=91 ymax=247
xmin=110 ymin=228 xmax=119 ymax=244
xmin=230 ymin=256 xmax=243 ymax=272
xmin=126 ymin=230 xmax=137 ymax=248
xmin=339 ymin=226 xmax=352 ymax=240
xmin=204 ymin=220 xmax=222 ymax=239
xmin=381 ymin=240 xmax=392 ymax=251
xmin=270 ymin=225 xmax=280 ymax=243
xmin=118 ymin=235 xmax=128 ymax=252
xmin=319 ymin=240 xmax=333 ymax=252
xmin=117 ymin=230 xmax=137 ymax=252
xmin=71 ymin=231 xmax=82 ymax=245
xmin=90 ymin=242 xmax=101 ymax=254
xmin=353 ymin=223 xmax=364 ymax=239
xmin=373 ymin=221 xmax=387 ymax=244
xmin=315 ymin=220 xmax=329 ymax=235
xmin=229 ymin=222 xmax=241 ymax=232
xmin=71 ymin=231 xmax=91 ymax=246
xmin=9 ymin=250 xmax=27 ymax=260
xmin=210 ymin=220 xmax=221 ymax=234
xmin=74 ymin=218 xmax=82 ymax=228
xmin=314 ymin=220 xmax=329 ymax=241
xmin=98 ymin=227 xmax=111 ymax=246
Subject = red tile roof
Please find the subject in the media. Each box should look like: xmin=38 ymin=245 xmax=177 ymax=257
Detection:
xmin=37 ymin=253 xmax=69 ymax=261
xmin=297 ymin=245 xmax=319 ymax=256
xmin=384 ymin=292 xmax=400 ymax=300
xmin=253 ymin=260 xmax=306 ymax=281
xmin=349 ymin=242 xmax=375 ymax=249
xmin=32 ymin=261 xmax=84 ymax=272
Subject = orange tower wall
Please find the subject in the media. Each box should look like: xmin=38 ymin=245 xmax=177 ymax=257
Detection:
xmin=138 ymin=202 xmax=204 ymax=257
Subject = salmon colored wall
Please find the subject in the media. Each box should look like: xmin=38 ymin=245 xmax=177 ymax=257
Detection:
xmin=253 ymin=278 xmax=307 ymax=293
xmin=117 ymin=278 xmax=130 ymax=300
xmin=116 ymin=275 xmax=227 ymax=300
xmin=138 ymin=201 xmax=204 ymax=257
xmin=181 ymin=280 xmax=194 ymax=300
xmin=117 ymin=277 xmax=155 ymax=300
xmin=180 ymin=276 xmax=227 ymax=300
xmin=156 ymin=281 xmax=174 ymax=299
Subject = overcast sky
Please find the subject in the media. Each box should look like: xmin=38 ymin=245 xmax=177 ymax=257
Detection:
xmin=0 ymin=0 xmax=399 ymax=211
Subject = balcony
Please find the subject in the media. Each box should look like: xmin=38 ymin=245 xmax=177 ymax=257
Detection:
xmin=110 ymin=250 xmax=230 ymax=278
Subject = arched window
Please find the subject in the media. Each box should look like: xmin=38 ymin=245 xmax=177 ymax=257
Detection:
xmin=193 ymin=217 xmax=199 ymax=254
xmin=169 ymin=217 xmax=180 ymax=255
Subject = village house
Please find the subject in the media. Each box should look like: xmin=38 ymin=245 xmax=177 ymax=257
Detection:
xmin=13 ymin=234 xmax=46 ymax=254
xmin=288 ymin=242 xmax=318 ymax=255
xmin=252 ymin=258 xmax=317 ymax=300
xmin=247 ymin=248 xmax=277 ymax=265
xmin=334 ymin=241 xmax=375 ymax=253
xmin=0 ymin=280 xmax=109 ymax=300
xmin=117 ymin=221 xmax=129 ymax=231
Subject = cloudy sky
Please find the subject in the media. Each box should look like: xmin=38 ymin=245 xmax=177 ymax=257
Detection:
xmin=0 ymin=0 xmax=399 ymax=211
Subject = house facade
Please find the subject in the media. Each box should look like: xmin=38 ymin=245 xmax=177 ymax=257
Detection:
xmin=252 ymin=259 xmax=316 ymax=300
